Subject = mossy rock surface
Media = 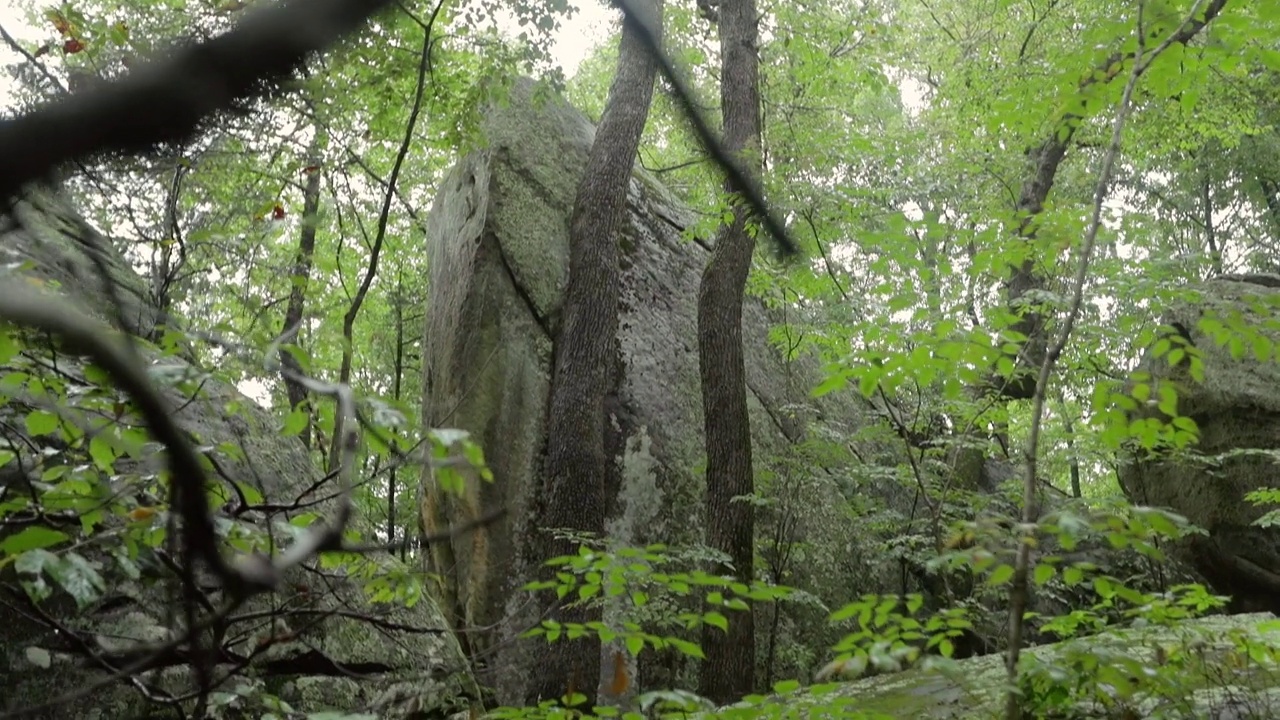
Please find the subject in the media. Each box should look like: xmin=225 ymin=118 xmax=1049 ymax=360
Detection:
xmin=754 ymin=613 xmax=1280 ymax=719
xmin=420 ymin=77 xmax=874 ymax=702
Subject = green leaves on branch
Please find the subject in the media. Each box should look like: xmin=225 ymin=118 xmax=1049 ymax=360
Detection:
xmin=523 ymin=542 xmax=790 ymax=665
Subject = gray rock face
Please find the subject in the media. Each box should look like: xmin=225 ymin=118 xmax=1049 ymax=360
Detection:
xmin=420 ymin=79 xmax=870 ymax=700
xmin=0 ymin=185 xmax=476 ymax=719
xmin=1119 ymin=274 xmax=1280 ymax=612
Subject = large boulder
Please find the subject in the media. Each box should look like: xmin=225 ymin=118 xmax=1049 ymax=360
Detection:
xmin=0 ymin=185 xmax=477 ymax=719
xmin=1119 ymin=274 xmax=1280 ymax=612
xmin=419 ymin=79 xmax=876 ymax=700
xmin=776 ymin=612 xmax=1280 ymax=718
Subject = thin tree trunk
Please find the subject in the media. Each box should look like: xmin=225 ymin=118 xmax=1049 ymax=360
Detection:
xmin=328 ymin=25 xmax=430 ymax=472
xmin=1058 ymin=397 xmax=1082 ymax=498
xmin=1201 ymin=163 xmax=1222 ymax=275
xmin=696 ymin=0 xmax=762 ymax=703
xmin=389 ymin=270 xmax=405 ymax=554
xmin=999 ymin=0 xmax=1229 ymax=401
xmin=530 ymin=0 xmax=664 ymax=706
xmin=279 ymin=140 xmax=323 ymax=449
xmin=151 ymin=161 xmax=189 ymax=331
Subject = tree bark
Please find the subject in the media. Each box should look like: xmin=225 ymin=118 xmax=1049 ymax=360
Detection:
xmin=696 ymin=0 xmax=762 ymax=703
xmin=530 ymin=0 xmax=664 ymax=706
xmin=279 ymin=144 xmax=323 ymax=449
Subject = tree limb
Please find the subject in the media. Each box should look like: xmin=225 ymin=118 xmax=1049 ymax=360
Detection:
xmin=0 ymin=0 xmax=400 ymax=200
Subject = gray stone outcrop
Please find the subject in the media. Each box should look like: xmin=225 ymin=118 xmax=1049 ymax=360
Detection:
xmin=420 ymin=79 xmax=871 ymax=701
xmin=1120 ymin=273 xmax=1280 ymax=612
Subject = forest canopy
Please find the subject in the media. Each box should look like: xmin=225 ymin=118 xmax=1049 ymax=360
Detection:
xmin=4 ymin=0 xmax=1280 ymax=718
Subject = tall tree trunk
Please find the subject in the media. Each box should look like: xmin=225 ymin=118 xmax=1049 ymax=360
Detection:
xmin=279 ymin=141 xmax=323 ymax=449
xmin=1200 ymin=160 xmax=1222 ymax=275
xmin=530 ymin=0 xmax=664 ymax=706
xmin=150 ymin=160 xmax=190 ymax=332
xmin=696 ymin=0 xmax=761 ymax=703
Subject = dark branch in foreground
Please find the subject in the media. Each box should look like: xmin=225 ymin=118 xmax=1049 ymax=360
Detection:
xmin=0 ymin=0 xmax=799 ymax=260
xmin=615 ymin=0 xmax=800 ymax=261
xmin=0 ymin=0 xmax=399 ymax=200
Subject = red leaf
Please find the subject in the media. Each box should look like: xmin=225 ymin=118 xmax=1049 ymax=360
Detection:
xmin=63 ymin=38 xmax=85 ymax=55
xmin=302 ymin=164 xmax=320 ymax=174
xmin=271 ymin=204 xmax=286 ymax=220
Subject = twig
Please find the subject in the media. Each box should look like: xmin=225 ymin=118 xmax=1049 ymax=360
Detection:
xmin=0 ymin=597 xmax=245 ymax=719
xmin=0 ymin=281 xmax=239 ymax=585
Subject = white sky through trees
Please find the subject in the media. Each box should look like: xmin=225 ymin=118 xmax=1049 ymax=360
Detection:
xmin=0 ymin=0 xmax=612 ymax=408
xmin=0 ymin=0 xmax=615 ymax=110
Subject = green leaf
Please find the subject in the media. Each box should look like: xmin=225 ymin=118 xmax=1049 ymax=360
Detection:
xmin=704 ymin=611 xmax=728 ymax=631
xmin=1151 ymin=337 xmax=1171 ymax=358
xmin=1033 ymin=564 xmax=1056 ymax=586
xmin=1092 ymin=576 xmax=1115 ymax=599
xmin=986 ymin=564 xmax=1015 ymax=586
xmin=858 ymin=372 xmax=880 ymax=398
xmin=0 ymin=331 xmax=18 ymax=365
xmin=24 ymin=411 xmax=59 ymax=437
xmin=1063 ymin=566 xmax=1085 ymax=586
xmin=667 ymin=638 xmax=704 ymax=659
xmin=89 ymin=434 xmax=116 ymax=471
xmin=281 ymin=409 xmax=310 ymax=437
xmin=24 ymin=646 xmax=51 ymax=669
xmin=772 ymin=679 xmax=800 ymax=694
xmin=1254 ymin=335 xmax=1272 ymax=362
xmin=811 ymin=372 xmax=847 ymax=398
xmin=235 ymin=481 xmax=264 ymax=506
xmin=27 ymin=551 xmax=104 ymax=608
xmin=625 ymin=635 xmax=645 ymax=656
xmin=0 ymin=526 xmax=69 ymax=555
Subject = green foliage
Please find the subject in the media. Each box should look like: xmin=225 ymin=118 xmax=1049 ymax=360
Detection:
xmin=825 ymin=593 xmax=971 ymax=675
xmin=523 ymin=542 xmax=789 ymax=660
xmin=10 ymin=0 xmax=1280 ymax=715
xmin=1247 ymin=487 xmax=1280 ymax=528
